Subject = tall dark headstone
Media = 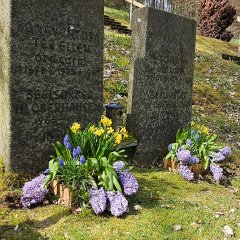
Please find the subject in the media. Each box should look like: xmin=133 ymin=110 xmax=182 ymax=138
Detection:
xmin=0 ymin=0 xmax=104 ymax=173
xmin=127 ymin=8 xmax=196 ymax=165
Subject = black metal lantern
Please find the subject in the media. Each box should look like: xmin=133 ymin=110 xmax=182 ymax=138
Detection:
xmin=105 ymin=103 xmax=124 ymax=130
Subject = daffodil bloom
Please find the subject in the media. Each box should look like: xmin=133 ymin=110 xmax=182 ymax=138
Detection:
xmin=123 ymin=133 xmax=129 ymax=139
xmin=120 ymin=127 xmax=127 ymax=134
xmin=108 ymin=127 xmax=114 ymax=134
xmin=71 ymin=122 xmax=81 ymax=134
xmin=201 ymin=125 xmax=209 ymax=135
xmin=115 ymin=134 xmax=122 ymax=144
xmin=94 ymin=128 xmax=104 ymax=137
xmin=101 ymin=116 xmax=112 ymax=127
xmin=89 ymin=126 xmax=96 ymax=133
xmin=191 ymin=121 xmax=195 ymax=126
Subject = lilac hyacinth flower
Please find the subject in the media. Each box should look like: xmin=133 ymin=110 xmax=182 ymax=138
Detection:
xmin=119 ymin=170 xmax=139 ymax=196
xmin=168 ymin=144 xmax=172 ymax=151
xmin=219 ymin=146 xmax=232 ymax=157
xmin=191 ymin=130 xmax=195 ymax=136
xmin=195 ymin=134 xmax=200 ymax=140
xmin=113 ymin=161 xmax=125 ymax=173
xmin=179 ymin=145 xmax=185 ymax=151
xmin=179 ymin=164 xmax=194 ymax=181
xmin=58 ymin=157 xmax=64 ymax=167
xmin=89 ymin=187 xmax=107 ymax=214
xmin=106 ymin=191 xmax=129 ymax=217
xmin=80 ymin=155 xmax=86 ymax=164
xmin=21 ymin=174 xmax=48 ymax=208
xmin=211 ymin=152 xmax=225 ymax=162
xmin=210 ymin=164 xmax=223 ymax=181
xmin=176 ymin=150 xmax=191 ymax=164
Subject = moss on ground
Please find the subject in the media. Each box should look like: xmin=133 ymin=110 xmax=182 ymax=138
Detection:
xmin=1 ymin=7 xmax=240 ymax=240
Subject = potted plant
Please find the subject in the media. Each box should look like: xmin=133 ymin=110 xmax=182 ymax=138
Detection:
xmin=34 ymin=116 xmax=139 ymax=216
xmin=164 ymin=122 xmax=232 ymax=181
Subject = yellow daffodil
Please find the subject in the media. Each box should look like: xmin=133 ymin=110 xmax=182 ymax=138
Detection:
xmin=115 ymin=134 xmax=122 ymax=144
xmin=70 ymin=122 xmax=81 ymax=134
xmin=191 ymin=121 xmax=195 ymax=126
xmin=123 ymin=133 xmax=129 ymax=139
xmin=94 ymin=128 xmax=104 ymax=137
xmin=101 ymin=116 xmax=112 ymax=127
xmin=89 ymin=125 xmax=96 ymax=133
xmin=201 ymin=125 xmax=209 ymax=135
xmin=108 ymin=127 xmax=114 ymax=134
xmin=120 ymin=127 xmax=127 ymax=134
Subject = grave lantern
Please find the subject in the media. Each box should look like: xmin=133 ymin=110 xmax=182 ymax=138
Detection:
xmin=105 ymin=103 xmax=124 ymax=130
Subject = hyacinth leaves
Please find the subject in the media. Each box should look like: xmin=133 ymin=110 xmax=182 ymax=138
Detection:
xmin=87 ymin=154 xmax=123 ymax=192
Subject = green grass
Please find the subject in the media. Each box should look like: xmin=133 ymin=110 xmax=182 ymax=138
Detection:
xmin=104 ymin=7 xmax=130 ymax=27
xmin=1 ymin=7 xmax=240 ymax=240
xmin=1 ymin=170 xmax=240 ymax=240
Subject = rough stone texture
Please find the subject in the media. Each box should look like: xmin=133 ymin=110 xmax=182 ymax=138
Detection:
xmin=127 ymin=8 xmax=196 ymax=165
xmin=0 ymin=0 xmax=104 ymax=173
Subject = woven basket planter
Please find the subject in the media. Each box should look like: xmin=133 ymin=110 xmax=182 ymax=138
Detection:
xmin=189 ymin=163 xmax=205 ymax=175
xmin=49 ymin=180 xmax=72 ymax=206
xmin=163 ymin=158 xmax=205 ymax=175
xmin=163 ymin=158 xmax=178 ymax=172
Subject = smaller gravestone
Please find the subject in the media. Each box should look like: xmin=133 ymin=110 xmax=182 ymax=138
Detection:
xmin=127 ymin=8 xmax=196 ymax=165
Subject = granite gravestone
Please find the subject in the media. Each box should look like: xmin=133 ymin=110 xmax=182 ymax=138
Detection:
xmin=0 ymin=0 xmax=104 ymax=173
xmin=127 ymin=8 xmax=196 ymax=165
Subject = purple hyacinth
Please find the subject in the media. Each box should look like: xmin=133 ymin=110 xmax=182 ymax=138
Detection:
xmin=80 ymin=155 xmax=86 ymax=164
xmin=176 ymin=150 xmax=191 ymax=164
xmin=43 ymin=169 xmax=50 ymax=175
xmin=58 ymin=157 xmax=64 ymax=167
xmin=179 ymin=164 xmax=194 ymax=181
xmin=73 ymin=146 xmax=82 ymax=158
xmin=64 ymin=135 xmax=70 ymax=146
xmin=113 ymin=161 xmax=125 ymax=172
xmin=168 ymin=144 xmax=172 ymax=151
xmin=191 ymin=130 xmax=195 ymax=136
xmin=210 ymin=164 xmax=223 ymax=181
xmin=73 ymin=149 xmax=78 ymax=158
xmin=89 ymin=187 xmax=107 ymax=214
xmin=119 ymin=170 xmax=139 ymax=196
xmin=195 ymin=134 xmax=200 ymax=140
xmin=106 ymin=191 xmax=129 ymax=217
xmin=66 ymin=142 xmax=72 ymax=150
xmin=186 ymin=139 xmax=193 ymax=147
xmin=189 ymin=156 xmax=198 ymax=164
xmin=211 ymin=152 xmax=225 ymax=162
xmin=219 ymin=146 xmax=232 ymax=157
xmin=21 ymin=174 xmax=48 ymax=208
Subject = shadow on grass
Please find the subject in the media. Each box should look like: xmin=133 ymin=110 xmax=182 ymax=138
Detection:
xmin=0 ymin=209 xmax=70 ymax=240
xmin=128 ymin=176 xmax=180 ymax=210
